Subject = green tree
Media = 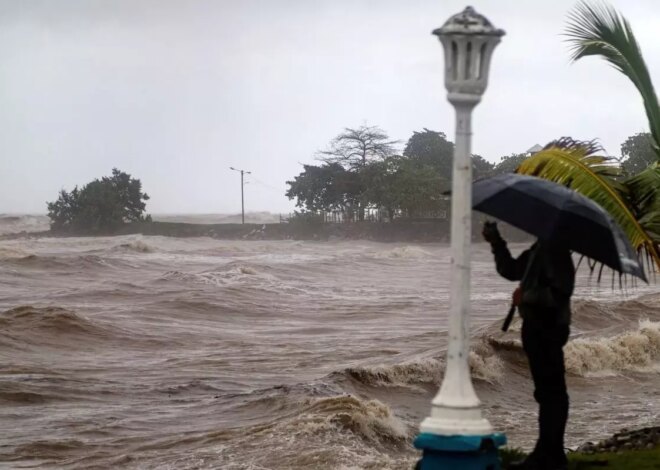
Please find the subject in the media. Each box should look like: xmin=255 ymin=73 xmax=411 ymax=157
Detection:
xmin=47 ymin=169 xmax=150 ymax=234
xmin=316 ymin=125 xmax=397 ymax=220
xmin=492 ymin=153 xmax=528 ymax=175
xmin=285 ymin=163 xmax=361 ymax=217
xmin=288 ymin=127 xmax=495 ymax=222
xmin=319 ymin=125 xmax=398 ymax=170
xmin=391 ymin=157 xmax=449 ymax=218
xmin=358 ymin=158 xmax=399 ymax=220
xmin=46 ymin=187 xmax=81 ymax=232
xmin=472 ymin=154 xmax=495 ymax=179
xmin=403 ymin=129 xmax=454 ymax=180
xmin=404 ymin=128 xmax=495 ymax=180
xmin=621 ymin=132 xmax=657 ymax=175
xmin=361 ymin=156 xmax=449 ymax=220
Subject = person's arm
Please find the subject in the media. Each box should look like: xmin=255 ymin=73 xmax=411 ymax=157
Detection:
xmin=492 ymin=240 xmax=530 ymax=281
xmin=483 ymin=222 xmax=529 ymax=282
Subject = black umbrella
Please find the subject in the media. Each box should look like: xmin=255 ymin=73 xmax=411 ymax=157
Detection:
xmin=473 ymin=173 xmax=647 ymax=282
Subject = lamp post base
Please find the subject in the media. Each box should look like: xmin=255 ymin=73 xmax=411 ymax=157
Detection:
xmin=414 ymin=432 xmax=507 ymax=470
xmin=420 ymin=407 xmax=493 ymax=436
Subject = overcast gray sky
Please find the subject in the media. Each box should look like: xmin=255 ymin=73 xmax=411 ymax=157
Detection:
xmin=0 ymin=0 xmax=658 ymax=214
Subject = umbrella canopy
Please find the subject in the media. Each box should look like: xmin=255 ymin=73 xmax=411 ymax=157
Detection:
xmin=473 ymin=173 xmax=647 ymax=282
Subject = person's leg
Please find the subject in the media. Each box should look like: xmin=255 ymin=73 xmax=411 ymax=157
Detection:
xmin=529 ymin=323 xmax=570 ymax=469
xmin=522 ymin=322 xmax=544 ymax=460
xmin=540 ymin=324 xmax=570 ymax=468
xmin=516 ymin=321 xmax=545 ymax=469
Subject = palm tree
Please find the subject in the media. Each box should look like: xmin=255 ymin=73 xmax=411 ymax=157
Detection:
xmin=566 ymin=0 xmax=660 ymax=159
xmin=515 ymin=1 xmax=660 ymax=272
xmin=517 ymin=138 xmax=660 ymax=272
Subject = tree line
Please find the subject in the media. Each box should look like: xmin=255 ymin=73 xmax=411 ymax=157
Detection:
xmin=43 ymin=130 xmax=654 ymax=234
xmin=285 ymin=125 xmax=655 ymax=222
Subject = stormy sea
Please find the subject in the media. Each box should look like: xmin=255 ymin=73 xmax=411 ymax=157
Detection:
xmin=1 ymin=215 xmax=658 ymax=469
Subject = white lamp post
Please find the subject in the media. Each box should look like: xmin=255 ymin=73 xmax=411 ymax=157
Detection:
xmin=416 ymin=7 xmax=505 ymax=469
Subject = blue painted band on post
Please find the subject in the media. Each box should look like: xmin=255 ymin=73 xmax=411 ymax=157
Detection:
xmin=414 ymin=432 xmax=507 ymax=452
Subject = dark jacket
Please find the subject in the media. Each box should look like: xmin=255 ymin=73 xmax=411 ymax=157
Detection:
xmin=491 ymin=240 xmax=575 ymax=325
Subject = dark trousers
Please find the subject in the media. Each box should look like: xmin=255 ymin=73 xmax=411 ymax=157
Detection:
xmin=521 ymin=320 xmax=570 ymax=467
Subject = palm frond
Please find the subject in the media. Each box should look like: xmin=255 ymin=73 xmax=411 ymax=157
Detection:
xmin=625 ymin=161 xmax=660 ymax=241
xmin=542 ymin=136 xmax=603 ymax=155
xmin=566 ymin=1 xmax=660 ymax=159
xmin=517 ymin=142 xmax=660 ymax=270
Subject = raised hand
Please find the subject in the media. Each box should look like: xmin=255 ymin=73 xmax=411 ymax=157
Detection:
xmin=482 ymin=221 xmax=503 ymax=244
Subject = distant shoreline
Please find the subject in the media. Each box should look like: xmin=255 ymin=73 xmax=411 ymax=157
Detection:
xmin=0 ymin=219 xmax=532 ymax=243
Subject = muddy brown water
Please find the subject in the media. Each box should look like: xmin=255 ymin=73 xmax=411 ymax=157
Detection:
xmin=0 ymin=229 xmax=658 ymax=469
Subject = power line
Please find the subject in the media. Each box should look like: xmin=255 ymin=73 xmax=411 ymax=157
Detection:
xmin=248 ymin=175 xmax=282 ymax=193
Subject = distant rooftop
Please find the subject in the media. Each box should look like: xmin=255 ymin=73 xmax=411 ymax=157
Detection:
xmin=527 ymin=144 xmax=543 ymax=154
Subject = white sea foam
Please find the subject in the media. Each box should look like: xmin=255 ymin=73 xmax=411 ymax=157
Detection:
xmin=344 ymin=347 xmax=503 ymax=388
xmin=565 ymin=320 xmax=660 ymax=376
xmin=115 ymin=240 xmax=154 ymax=253
xmin=373 ymin=246 xmax=430 ymax=260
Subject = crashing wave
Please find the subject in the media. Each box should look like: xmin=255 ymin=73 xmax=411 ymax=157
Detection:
xmin=344 ymin=359 xmax=442 ymax=388
xmin=281 ymin=395 xmax=411 ymax=444
xmin=160 ymin=264 xmax=267 ymax=286
xmin=469 ymin=349 xmax=505 ymax=383
xmin=342 ymin=347 xmax=503 ymax=389
xmin=565 ymin=320 xmax=660 ymax=376
xmin=209 ymin=393 xmax=415 ymax=469
xmin=486 ymin=318 xmax=660 ymax=377
xmin=373 ymin=246 xmax=430 ymax=260
xmin=236 ymin=265 xmax=258 ymax=275
xmin=115 ymin=240 xmax=154 ymax=253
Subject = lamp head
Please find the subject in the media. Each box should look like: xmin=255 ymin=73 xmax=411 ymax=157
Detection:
xmin=433 ymin=6 xmax=504 ymax=104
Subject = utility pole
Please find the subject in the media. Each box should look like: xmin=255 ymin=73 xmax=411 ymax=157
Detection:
xmin=230 ymin=167 xmax=251 ymax=224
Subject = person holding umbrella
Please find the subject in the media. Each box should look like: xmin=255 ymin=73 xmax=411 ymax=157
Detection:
xmin=483 ymin=223 xmax=574 ymax=470
xmin=473 ymin=173 xmax=647 ymax=470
